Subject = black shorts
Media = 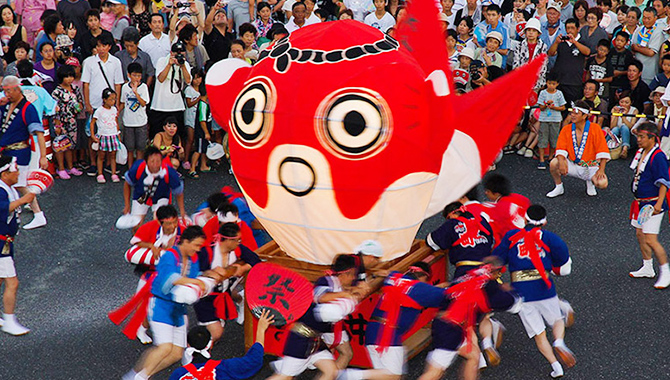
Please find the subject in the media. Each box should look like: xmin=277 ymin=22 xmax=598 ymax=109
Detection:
xmin=194 ymin=294 xmax=218 ymax=324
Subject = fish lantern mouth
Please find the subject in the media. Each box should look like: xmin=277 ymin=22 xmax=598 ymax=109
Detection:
xmin=278 ymin=156 xmax=317 ymax=197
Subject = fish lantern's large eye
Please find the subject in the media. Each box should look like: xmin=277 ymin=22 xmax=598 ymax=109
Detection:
xmin=316 ymin=89 xmax=391 ymax=160
xmin=231 ymin=78 xmax=275 ymax=148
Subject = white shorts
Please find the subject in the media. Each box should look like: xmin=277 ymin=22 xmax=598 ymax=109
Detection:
xmin=150 ymin=320 xmax=187 ymax=347
xmin=366 ymin=345 xmax=405 ymax=375
xmin=0 ymin=256 xmax=16 ymax=278
xmin=131 ymin=198 xmax=170 ymax=217
xmin=631 ymin=212 xmax=664 ymax=234
xmin=426 ymin=348 xmax=459 ymax=370
xmin=275 ymin=350 xmax=334 ymax=376
xmin=15 ymin=165 xmax=29 ymax=188
xmin=566 ymin=161 xmax=599 ymax=181
xmin=321 ymin=330 xmax=349 ymax=346
xmin=518 ymin=296 xmax=563 ymax=338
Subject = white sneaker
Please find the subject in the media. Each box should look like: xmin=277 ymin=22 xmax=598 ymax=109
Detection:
xmin=2 ymin=319 xmax=29 ymax=336
xmin=122 ymin=370 xmax=137 ymax=380
xmin=629 ymin=265 xmax=655 ymax=278
xmin=586 ymin=180 xmax=597 ymax=196
xmin=546 ymin=184 xmax=565 ymax=198
xmin=23 ymin=211 xmax=46 ymax=230
xmin=0 ymin=317 xmax=4 ymax=327
xmin=654 ymin=270 xmax=670 ymax=289
xmin=516 ymin=147 xmax=527 ymax=156
xmin=558 ymin=299 xmax=575 ymax=328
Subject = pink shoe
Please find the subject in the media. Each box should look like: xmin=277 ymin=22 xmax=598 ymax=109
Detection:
xmin=96 ymin=174 xmax=106 ymax=184
xmin=111 ymin=174 xmax=120 ymax=183
xmin=68 ymin=168 xmax=83 ymax=176
xmin=57 ymin=170 xmax=71 ymax=180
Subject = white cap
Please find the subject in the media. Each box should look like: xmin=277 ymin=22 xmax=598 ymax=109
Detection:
xmin=486 ymin=31 xmax=503 ymax=44
xmin=460 ymin=47 xmax=475 ymax=59
xmin=524 ymin=18 xmax=542 ymax=34
xmin=354 ymin=240 xmax=383 ymax=258
xmin=547 ymin=1 xmax=561 ymax=12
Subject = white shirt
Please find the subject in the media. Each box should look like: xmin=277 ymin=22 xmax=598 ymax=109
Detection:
xmin=139 ymin=32 xmax=172 ymax=69
xmin=364 ymin=12 xmax=396 ymax=32
xmin=285 ymin=19 xmax=306 ymax=33
xmin=120 ymin=82 xmax=150 ymax=127
xmin=93 ymin=106 xmax=118 ymax=136
xmin=81 ymin=54 xmax=124 ymax=109
xmin=184 ymin=85 xmax=200 ymax=127
xmin=151 ymin=56 xmax=192 ymax=112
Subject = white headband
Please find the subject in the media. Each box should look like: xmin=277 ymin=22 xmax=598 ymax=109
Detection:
xmin=571 ymin=102 xmax=589 ymax=115
xmin=217 ymin=211 xmax=239 ymax=223
xmin=525 ymin=213 xmax=547 ymax=226
xmin=0 ymin=157 xmax=18 ymax=173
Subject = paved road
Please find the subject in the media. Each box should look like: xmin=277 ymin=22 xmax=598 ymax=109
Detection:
xmin=1 ymin=153 xmax=669 ymax=380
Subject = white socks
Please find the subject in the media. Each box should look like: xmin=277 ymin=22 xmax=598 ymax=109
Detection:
xmin=482 ymin=336 xmax=494 ymax=350
xmin=551 ymin=361 xmax=564 ymax=378
xmin=553 ymin=338 xmax=565 ymax=348
xmin=660 ymin=263 xmax=669 ymax=273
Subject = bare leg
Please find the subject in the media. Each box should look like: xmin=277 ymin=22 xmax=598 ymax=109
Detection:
xmin=417 ymin=363 xmax=444 ymax=380
xmin=65 ymin=150 xmax=74 ymax=170
xmin=313 ymin=358 xmax=338 ymax=380
xmin=335 ymin=341 xmax=353 ymax=370
xmin=637 ymin=228 xmax=653 ymax=260
xmin=97 ymin=150 xmax=104 ymax=176
xmin=145 ymin=344 xmax=184 ymax=376
xmin=15 ymin=187 xmax=41 ymax=213
xmin=206 ymin=321 xmax=224 ymax=344
xmin=55 ymin=151 xmax=65 ymax=171
xmin=459 ymin=331 xmax=481 ymax=380
xmin=646 ymin=234 xmax=668 ymax=264
xmin=2 ymin=277 xmax=18 ymax=314
xmin=549 ymin=157 xmax=563 ymax=185
xmin=109 ymin=152 xmax=117 ymax=174
xmin=184 ymin=127 xmax=194 ymax=166
xmin=533 ymin=331 xmax=558 ymax=364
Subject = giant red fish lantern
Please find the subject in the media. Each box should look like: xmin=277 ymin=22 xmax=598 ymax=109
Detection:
xmin=206 ymin=0 xmax=544 ymax=264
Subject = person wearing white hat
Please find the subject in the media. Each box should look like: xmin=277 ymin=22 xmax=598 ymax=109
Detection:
xmin=353 ymin=239 xmax=384 ymax=283
xmin=0 ymin=155 xmax=35 ymax=336
xmin=474 ymin=4 xmax=510 ymax=65
xmin=513 ymin=17 xmax=548 ymax=91
xmin=475 ymin=30 xmax=504 ymax=68
xmin=540 ymin=2 xmax=566 ymax=69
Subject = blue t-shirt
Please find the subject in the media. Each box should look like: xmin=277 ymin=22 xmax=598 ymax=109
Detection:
xmin=150 ymin=246 xmax=201 ymax=326
xmin=124 ymin=160 xmax=184 ymax=202
xmin=19 ymin=85 xmax=57 ymax=122
xmin=426 ymin=216 xmax=494 ymax=280
xmin=169 ymin=343 xmax=264 ymax=380
xmin=474 ymin=21 xmax=510 ymax=65
xmin=493 ymin=227 xmax=570 ymax=302
xmin=365 ymin=273 xmax=445 ymax=347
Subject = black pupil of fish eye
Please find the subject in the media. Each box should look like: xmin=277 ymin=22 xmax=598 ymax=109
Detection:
xmin=343 ymin=111 xmax=365 ymax=137
xmin=242 ymin=98 xmax=256 ymax=124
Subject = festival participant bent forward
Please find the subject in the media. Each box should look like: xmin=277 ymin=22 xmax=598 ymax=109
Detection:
xmin=0 ymin=155 xmax=35 ymax=335
xmin=123 ymin=146 xmax=186 ymax=230
xmin=546 ymin=99 xmax=610 ymax=198
xmin=493 ymin=205 xmax=575 ymax=379
xmin=0 ymin=76 xmax=48 ymax=223
xmin=628 ymin=122 xmax=670 ymax=289
xmin=124 ymin=226 xmax=209 ymax=380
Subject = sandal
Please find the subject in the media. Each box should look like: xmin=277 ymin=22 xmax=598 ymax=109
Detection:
xmin=187 ymin=171 xmax=199 ymax=179
xmin=200 ymin=167 xmax=216 ymax=173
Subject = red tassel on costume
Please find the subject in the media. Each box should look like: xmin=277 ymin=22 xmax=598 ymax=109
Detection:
xmin=108 ymin=272 xmax=157 ymax=340
xmin=630 ymin=200 xmax=640 ymax=221
xmin=331 ymin=321 xmax=343 ymax=349
xmin=213 ymin=292 xmax=239 ymax=320
xmin=376 ymin=272 xmax=424 ymax=353
xmin=509 ymin=228 xmax=552 ymax=288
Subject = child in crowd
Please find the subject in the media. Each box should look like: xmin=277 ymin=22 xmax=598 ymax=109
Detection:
xmin=119 ymin=62 xmax=150 ymax=167
xmin=586 ymin=39 xmax=613 ymax=101
xmin=609 ymin=31 xmax=633 ymax=101
xmin=230 ymin=39 xmax=251 ymax=64
xmin=238 ymin=23 xmax=259 ymax=63
xmin=649 ymin=54 xmax=670 ymax=91
xmin=456 ymin=17 xmax=476 ymax=52
xmin=52 ymin=64 xmax=84 ymax=179
xmin=91 ymin=88 xmax=121 ymax=184
xmin=6 ymin=41 xmax=31 ymax=77
xmin=183 ymin=68 xmax=203 ymax=172
xmin=65 ymin=57 xmax=89 ymax=170
xmin=100 ymin=1 xmax=116 ymax=31
xmin=476 ymin=31 xmax=503 ymax=69
xmin=536 ymin=73 xmax=567 ymax=170
xmin=189 ymin=82 xmax=213 ymax=178
xmin=608 ymin=92 xmax=637 ymax=158
xmin=364 ymin=0 xmax=396 ymax=33
xmin=446 ymin=29 xmax=459 ymax=69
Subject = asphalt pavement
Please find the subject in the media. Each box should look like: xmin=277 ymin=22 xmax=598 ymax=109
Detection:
xmin=1 ymin=152 xmax=669 ymax=380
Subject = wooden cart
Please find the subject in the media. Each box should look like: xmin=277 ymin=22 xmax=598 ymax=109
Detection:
xmin=244 ymin=239 xmax=448 ymax=368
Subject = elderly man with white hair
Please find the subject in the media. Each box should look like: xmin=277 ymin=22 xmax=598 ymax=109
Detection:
xmin=0 ymin=76 xmax=48 ymax=227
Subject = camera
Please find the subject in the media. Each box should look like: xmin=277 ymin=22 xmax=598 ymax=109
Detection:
xmin=469 ymin=60 xmax=485 ymax=81
xmin=560 ymin=35 xmax=570 ymax=41
xmin=175 ymin=1 xmax=190 ymax=7
xmin=171 ymin=41 xmax=186 ymax=65
xmin=175 ymin=53 xmax=185 ymax=65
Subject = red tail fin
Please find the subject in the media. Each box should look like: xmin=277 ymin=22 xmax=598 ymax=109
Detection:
xmin=453 ymin=56 xmax=546 ymax=175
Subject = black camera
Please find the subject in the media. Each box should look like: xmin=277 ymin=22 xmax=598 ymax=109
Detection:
xmin=469 ymin=60 xmax=485 ymax=81
xmin=175 ymin=1 xmax=190 ymax=8
xmin=560 ymin=35 xmax=570 ymax=41
xmin=175 ymin=53 xmax=185 ymax=64
xmin=171 ymin=41 xmax=186 ymax=65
